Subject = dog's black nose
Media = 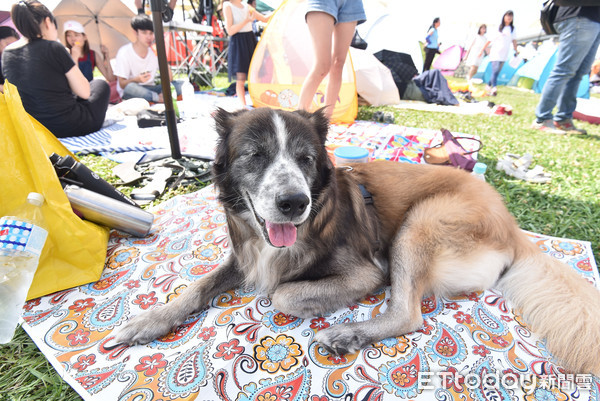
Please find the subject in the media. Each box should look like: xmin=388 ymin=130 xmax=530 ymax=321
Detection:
xmin=276 ymin=193 xmax=309 ymax=218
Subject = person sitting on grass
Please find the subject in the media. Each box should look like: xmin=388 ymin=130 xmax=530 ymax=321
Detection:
xmin=0 ymin=26 xmax=20 ymax=93
xmin=113 ymin=14 xmax=180 ymax=103
xmin=2 ymin=0 xmax=110 ymax=138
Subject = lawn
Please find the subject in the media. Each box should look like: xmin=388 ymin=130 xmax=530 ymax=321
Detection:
xmin=0 ymin=81 xmax=598 ymax=401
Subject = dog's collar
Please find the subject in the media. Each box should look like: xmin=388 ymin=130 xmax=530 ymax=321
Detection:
xmin=358 ymin=184 xmax=373 ymax=205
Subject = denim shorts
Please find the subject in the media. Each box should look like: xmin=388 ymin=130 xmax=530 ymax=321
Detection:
xmin=306 ymin=0 xmax=366 ymax=25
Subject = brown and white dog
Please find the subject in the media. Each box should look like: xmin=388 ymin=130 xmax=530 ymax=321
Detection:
xmin=115 ymin=107 xmax=600 ymax=374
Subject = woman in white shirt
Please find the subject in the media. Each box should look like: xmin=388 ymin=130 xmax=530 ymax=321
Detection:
xmin=483 ymin=11 xmax=517 ymax=95
xmin=464 ymin=24 xmax=487 ymax=83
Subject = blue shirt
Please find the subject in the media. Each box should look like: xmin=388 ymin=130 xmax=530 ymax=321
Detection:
xmin=426 ymin=27 xmax=439 ymax=49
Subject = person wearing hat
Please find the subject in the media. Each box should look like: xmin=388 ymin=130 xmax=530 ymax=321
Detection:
xmin=63 ymin=20 xmax=114 ymax=83
xmin=2 ymin=0 xmax=110 ymax=137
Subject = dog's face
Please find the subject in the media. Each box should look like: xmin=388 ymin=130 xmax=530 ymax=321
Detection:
xmin=213 ymin=108 xmax=332 ymax=248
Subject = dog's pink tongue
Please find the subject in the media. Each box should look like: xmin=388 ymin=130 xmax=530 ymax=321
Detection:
xmin=266 ymin=221 xmax=297 ymax=247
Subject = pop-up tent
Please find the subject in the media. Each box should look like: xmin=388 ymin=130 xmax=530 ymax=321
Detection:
xmin=510 ymin=42 xmax=590 ymax=99
xmin=432 ymin=45 xmax=464 ymax=76
xmin=248 ymin=0 xmax=357 ymax=123
xmin=475 ymin=53 xmax=524 ymax=87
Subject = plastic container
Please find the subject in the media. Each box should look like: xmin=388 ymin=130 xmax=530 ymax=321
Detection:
xmin=0 ymin=192 xmax=48 ymax=343
xmin=472 ymin=162 xmax=487 ymax=181
xmin=333 ymin=146 xmax=369 ymax=165
xmin=170 ymin=83 xmax=180 ymax=118
xmin=181 ymin=79 xmax=197 ymax=119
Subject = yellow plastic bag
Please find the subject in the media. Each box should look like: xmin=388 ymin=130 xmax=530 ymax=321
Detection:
xmin=1 ymin=82 xmax=109 ymax=300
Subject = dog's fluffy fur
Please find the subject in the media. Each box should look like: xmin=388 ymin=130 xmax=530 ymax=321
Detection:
xmin=115 ymin=108 xmax=600 ymax=374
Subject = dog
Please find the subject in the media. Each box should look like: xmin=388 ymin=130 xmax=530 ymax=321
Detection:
xmin=114 ymin=107 xmax=600 ymax=374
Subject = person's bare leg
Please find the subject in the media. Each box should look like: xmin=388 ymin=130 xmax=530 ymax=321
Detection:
xmin=323 ymin=21 xmax=356 ymax=118
xmin=467 ymin=65 xmax=478 ymax=82
xmin=236 ymin=72 xmax=247 ymax=107
xmin=298 ymin=12 xmax=335 ymax=112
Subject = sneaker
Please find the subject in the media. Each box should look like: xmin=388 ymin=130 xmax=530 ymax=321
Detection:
xmin=554 ymin=119 xmax=587 ymax=134
xmin=531 ymin=119 xmax=566 ymax=134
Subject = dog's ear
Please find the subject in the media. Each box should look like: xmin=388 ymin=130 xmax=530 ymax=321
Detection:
xmin=214 ymin=107 xmax=247 ymax=138
xmin=294 ymin=107 xmax=330 ymax=144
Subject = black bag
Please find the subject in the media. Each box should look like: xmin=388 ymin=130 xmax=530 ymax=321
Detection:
xmin=540 ymin=0 xmax=559 ymax=35
xmin=350 ymin=30 xmax=368 ymax=50
xmin=136 ymin=109 xmax=166 ymax=128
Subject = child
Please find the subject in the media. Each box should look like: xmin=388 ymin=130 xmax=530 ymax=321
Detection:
xmin=223 ymin=0 xmax=270 ymax=107
xmin=423 ymin=17 xmax=441 ymax=71
xmin=63 ymin=20 xmax=114 ymax=82
xmin=297 ymin=0 xmax=366 ymax=118
xmin=482 ymin=11 xmax=517 ymax=96
xmin=464 ymin=24 xmax=487 ymax=83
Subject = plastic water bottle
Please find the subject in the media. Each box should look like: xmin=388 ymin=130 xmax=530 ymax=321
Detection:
xmin=0 ymin=192 xmax=48 ymax=343
xmin=181 ymin=79 xmax=196 ymax=119
xmin=170 ymin=83 xmax=180 ymax=118
xmin=472 ymin=162 xmax=487 ymax=181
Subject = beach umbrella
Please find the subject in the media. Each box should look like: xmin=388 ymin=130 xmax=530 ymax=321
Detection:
xmin=52 ymin=0 xmax=136 ymax=60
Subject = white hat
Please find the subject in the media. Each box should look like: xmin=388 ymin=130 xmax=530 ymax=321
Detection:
xmin=64 ymin=20 xmax=85 ymax=34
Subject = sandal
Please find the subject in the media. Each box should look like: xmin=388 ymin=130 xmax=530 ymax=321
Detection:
xmin=496 ymin=153 xmax=551 ymax=183
xmin=496 ymin=153 xmax=533 ymax=171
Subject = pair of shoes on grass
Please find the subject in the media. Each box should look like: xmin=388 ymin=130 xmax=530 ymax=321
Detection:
xmin=485 ymin=85 xmax=497 ymax=96
xmin=496 ymin=153 xmax=551 ymax=184
xmin=531 ymin=119 xmax=587 ymax=135
xmin=372 ymin=111 xmax=395 ymax=124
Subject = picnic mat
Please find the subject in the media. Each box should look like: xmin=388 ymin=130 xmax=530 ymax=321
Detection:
xmin=58 ymin=93 xmax=246 ymax=163
xmin=21 ymin=185 xmax=600 ymax=400
xmin=58 ymin=105 xmax=480 ymax=167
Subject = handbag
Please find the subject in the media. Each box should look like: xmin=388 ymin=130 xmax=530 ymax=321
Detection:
xmin=540 ymin=0 xmax=559 ymax=35
xmin=423 ymin=129 xmax=482 ymax=171
xmin=1 ymin=82 xmax=109 ymax=300
xmin=137 ymin=109 xmax=167 ymax=128
xmin=350 ymin=30 xmax=368 ymax=50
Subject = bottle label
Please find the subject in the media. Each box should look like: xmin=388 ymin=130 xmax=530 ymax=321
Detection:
xmin=0 ymin=218 xmax=48 ymax=257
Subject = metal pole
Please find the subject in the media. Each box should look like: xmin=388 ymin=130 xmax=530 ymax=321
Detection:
xmin=150 ymin=0 xmax=181 ymax=159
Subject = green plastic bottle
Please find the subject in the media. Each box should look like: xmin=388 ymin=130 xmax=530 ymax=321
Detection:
xmin=170 ymin=83 xmax=179 ymax=118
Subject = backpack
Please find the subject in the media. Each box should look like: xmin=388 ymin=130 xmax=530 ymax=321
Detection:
xmin=540 ymin=0 xmax=559 ymax=35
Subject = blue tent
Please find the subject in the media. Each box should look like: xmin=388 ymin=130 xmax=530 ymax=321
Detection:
xmin=473 ymin=54 xmax=524 ymax=86
xmin=511 ymin=45 xmax=590 ymax=99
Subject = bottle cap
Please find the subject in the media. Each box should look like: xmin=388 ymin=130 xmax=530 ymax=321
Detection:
xmin=473 ymin=162 xmax=487 ymax=174
xmin=27 ymin=192 xmax=44 ymax=206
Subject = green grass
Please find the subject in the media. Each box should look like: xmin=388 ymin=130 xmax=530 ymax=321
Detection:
xmin=0 ymin=81 xmax=599 ymax=400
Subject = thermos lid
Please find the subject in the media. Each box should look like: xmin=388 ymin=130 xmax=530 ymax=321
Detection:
xmin=334 ymin=146 xmax=369 ymax=160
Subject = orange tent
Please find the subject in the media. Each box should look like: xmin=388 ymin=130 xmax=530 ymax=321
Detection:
xmin=248 ymin=0 xmax=357 ymax=123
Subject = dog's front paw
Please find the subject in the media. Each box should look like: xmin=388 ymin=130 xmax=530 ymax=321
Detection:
xmin=313 ymin=324 xmax=367 ymax=356
xmin=113 ymin=309 xmax=177 ymax=346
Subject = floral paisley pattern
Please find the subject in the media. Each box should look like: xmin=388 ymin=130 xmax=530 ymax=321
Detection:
xmin=254 ymin=334 xmax=303 ymax=373
xmin=18 ymin=125 xmax=600 ymax=400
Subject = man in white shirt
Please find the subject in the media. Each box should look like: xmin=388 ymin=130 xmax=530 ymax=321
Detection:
xmin=114 ymin=14 xmax=180 ymax=102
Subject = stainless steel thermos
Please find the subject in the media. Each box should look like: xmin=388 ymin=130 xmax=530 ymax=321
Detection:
xmin=64 ymin=185 xmax=154 ymax=237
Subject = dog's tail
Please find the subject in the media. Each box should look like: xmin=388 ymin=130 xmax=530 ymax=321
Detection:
xmin=497 ymin=236 xmax=600 ymax=375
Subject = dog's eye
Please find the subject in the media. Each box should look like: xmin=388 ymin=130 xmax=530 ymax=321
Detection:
xmin=245 ymin=150 xmax=264 ymax=159
xmin=299 ymin=155 xmax=314 ymax=165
